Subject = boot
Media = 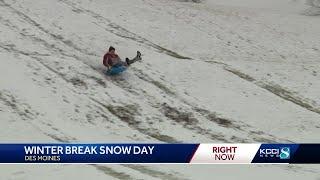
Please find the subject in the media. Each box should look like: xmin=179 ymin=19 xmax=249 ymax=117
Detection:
xmin=125 ymin=58 xmax=130 ymax=66
xmin=137 ymin=51 xmax=141 ymax=60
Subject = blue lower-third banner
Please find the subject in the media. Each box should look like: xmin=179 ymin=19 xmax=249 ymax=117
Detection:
xmin=0 ymin=144 xmax=319 ymax=164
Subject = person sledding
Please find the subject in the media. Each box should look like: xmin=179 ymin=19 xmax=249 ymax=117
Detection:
xmin=103 ymin=46 xmax=141 ymax=75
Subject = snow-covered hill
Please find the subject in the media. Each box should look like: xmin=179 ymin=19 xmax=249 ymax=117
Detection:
xmin=0 ymin=0 xmax=319 ymax=179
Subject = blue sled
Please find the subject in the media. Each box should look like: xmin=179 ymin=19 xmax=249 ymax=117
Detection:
xmin=106 ymin=65 xmax=127 ymax=76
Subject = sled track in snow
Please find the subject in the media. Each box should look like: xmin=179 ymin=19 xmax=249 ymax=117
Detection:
xmin=131 ymin=67 xmax=284 ymax=142
xmin=0 ymin=0 xmax=97 ymax=58
xmin=225 ymin=67 xmax=320 ymax=115
xmin=0 ymin=90 xmax=77 ymax=143
xmin=113 ymin=67 xmax=282 ymax=143
xmin=0 ymin=90 xmax=36 ymax=121
xmin=57 ymin=0 xmax=191 ymax=60
xmin=90 ymin=98 xmax=179 ymax=143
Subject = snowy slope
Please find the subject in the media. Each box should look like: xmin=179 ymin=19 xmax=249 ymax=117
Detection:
xmin=0 ymin=0 xmax=319 ymax=179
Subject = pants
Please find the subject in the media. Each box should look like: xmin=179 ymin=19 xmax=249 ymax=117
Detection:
xmin=126 ymin=55 xmax=141 ymax=65
xmin=113 ymin=53 xmax=141 ymax=67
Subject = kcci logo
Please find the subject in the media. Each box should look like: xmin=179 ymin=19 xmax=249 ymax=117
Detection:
xmin=279 ymin=147 xmax=290 ymax=159
xmin=259 ymin=147 xmax=290 ymax=159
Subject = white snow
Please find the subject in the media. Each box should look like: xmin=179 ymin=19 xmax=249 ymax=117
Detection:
xmin=0 ymin=0 xmax=319 ymax=179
